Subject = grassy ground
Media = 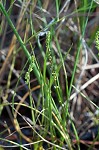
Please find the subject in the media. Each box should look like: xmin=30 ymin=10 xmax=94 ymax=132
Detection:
xmin=0 ymin=0 xmax=99 ymax=150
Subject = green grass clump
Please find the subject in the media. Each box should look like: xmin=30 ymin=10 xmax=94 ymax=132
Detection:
xmin=0 ymin=0 xmax=99 ymax=150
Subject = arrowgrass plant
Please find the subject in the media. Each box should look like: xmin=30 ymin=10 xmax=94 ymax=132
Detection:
xmin=0 ymin=0 xmax=99 ymax=150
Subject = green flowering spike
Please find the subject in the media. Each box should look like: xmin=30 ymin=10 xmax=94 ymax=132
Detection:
xmin=52 ymin=71 xmax=57 ymax=81
xmin=95 ymin=31 xmax=99 ymax=55
xmin=46 ymin=31 xmax=51 ymax=50
xmin=31 ymin=55 xmax=35 ymax=63
xmin=28 ymin=65 xmax=33 ymax=72
xmin=25 ymin=55 xmax=35 ymax=84
xmin=46 ymin=31 xmax=51 ymax=44
xmin=25 ymin=72 xmax=30 ymax=84
xmin=46 ymin=31 xmax=53 ymax=64
xmin=49 ymin=55 xmax=52 ymax=62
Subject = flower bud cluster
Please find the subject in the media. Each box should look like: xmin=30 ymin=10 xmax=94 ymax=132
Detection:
xmin=25 ymin=55 xmax=35 ymax=84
